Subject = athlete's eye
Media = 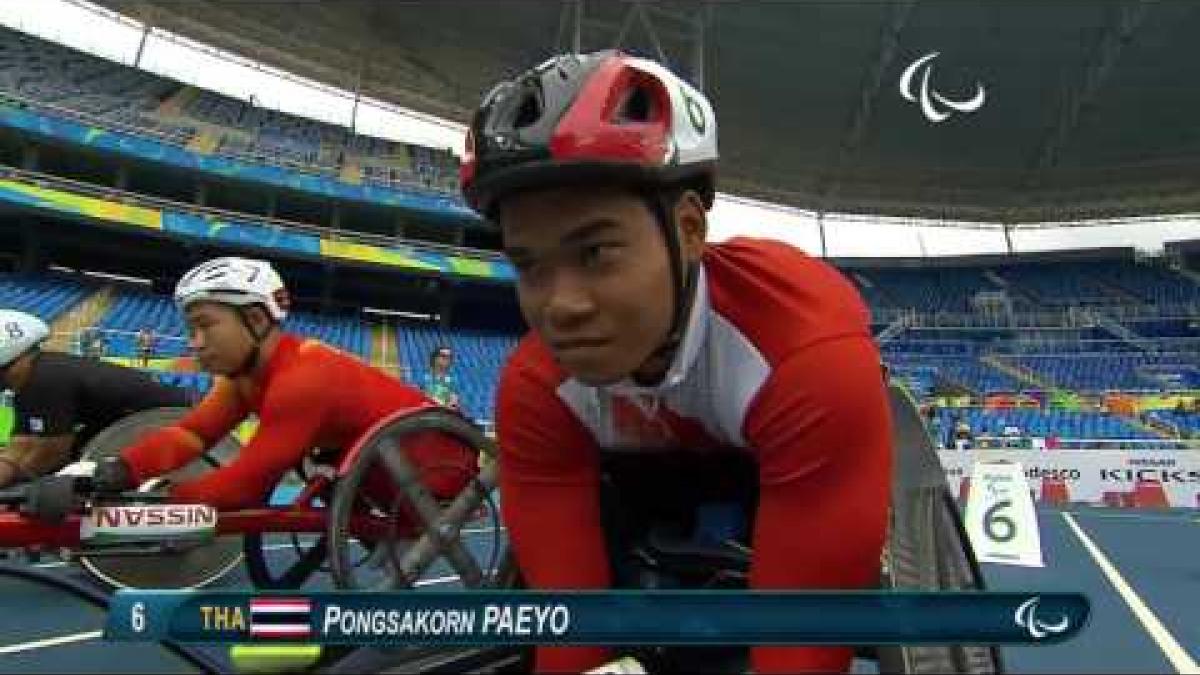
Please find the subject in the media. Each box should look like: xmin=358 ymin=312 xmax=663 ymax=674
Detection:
xmin=580 ymin=243 xmax=621 ymax=269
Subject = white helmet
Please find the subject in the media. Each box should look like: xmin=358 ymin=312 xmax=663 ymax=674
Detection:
xmin=0 ymin=310 xmax=49 ymax=367
xmin=175 ymin=257 xmax=289 ymax=321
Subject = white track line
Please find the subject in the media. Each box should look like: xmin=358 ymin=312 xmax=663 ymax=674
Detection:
xmin=1072 ymin=511 xmax=1196 ymax=525
xmin=1062 ymin=512 xmax=1199 ymax=674
xmin=0 ymin=630 xmax=102 ymax=654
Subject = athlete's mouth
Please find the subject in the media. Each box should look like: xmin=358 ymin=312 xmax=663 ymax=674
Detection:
xmin=550 ymin=338 xmax=609 ymax=354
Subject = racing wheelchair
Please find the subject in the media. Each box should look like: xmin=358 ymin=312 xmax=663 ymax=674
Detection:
xmin=0 ymin=404 xmax=504 ymax=594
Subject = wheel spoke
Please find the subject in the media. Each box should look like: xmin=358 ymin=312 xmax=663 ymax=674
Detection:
xmin=376 ymin=437 xmax=484 ymax=586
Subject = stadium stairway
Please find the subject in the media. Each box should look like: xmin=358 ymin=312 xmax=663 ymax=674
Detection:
xmin=370 ymin=321 xmax=400 ymax=376
xmin=979 ymin=354 xmax=1051 ymax=390
xmin=45 ymin=285 xmax=112 ymax=352
xmin=1091 ymin=313 xmax=1154 ymax=352
xmin=1173 ymin=263 xmax=1200 ymax=287
xmin=1096 ymin=279 xmax=1148 ymax=304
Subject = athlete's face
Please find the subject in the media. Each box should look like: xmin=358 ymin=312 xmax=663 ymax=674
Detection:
xmin=499 ymin=185 xmax=707 ymax=386
xmin=184 ymin=302 xmax=257 ymax=375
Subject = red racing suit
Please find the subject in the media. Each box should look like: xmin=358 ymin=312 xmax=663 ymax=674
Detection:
xmin=497 ymin=237 xmax=893 ymax=673
xmin=121 ymin=334 xmax=477 ymax=511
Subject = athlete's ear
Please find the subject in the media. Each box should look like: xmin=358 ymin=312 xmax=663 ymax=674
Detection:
xmin=247 ymin=305 xmax=274 ymax=333
xmin=675 ymin=190 xmax=708 ymax=264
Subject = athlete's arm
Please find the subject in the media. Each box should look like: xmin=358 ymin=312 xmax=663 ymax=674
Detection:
xmin=743 ymin=336 xmax=893 ymax=673
xmin=166 ymin=365 xmax=328 ymax=510
xmin=0 ymin=435 xmax=75 ymax=487
xmin=121 ymin=377 xmax=247 ymax=482
xmin=2 ymin=378 xmax=82 ymax=485
xmin=496 ymin=359 xmax=612 ymax=673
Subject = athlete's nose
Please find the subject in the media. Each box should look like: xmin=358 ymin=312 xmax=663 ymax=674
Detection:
xmin=541 ymin=268 xmax=595 ymax=330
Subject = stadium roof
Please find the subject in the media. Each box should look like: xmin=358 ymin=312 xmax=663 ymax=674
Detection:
xmin=97 ymin=0 xmax=1200 ymax=224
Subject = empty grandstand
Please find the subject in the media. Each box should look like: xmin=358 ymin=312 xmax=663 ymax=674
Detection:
xmin=0 ymin=4 xmax=1195 ymax=455
xmin=0 ymin=25 xmax=460 ymax=193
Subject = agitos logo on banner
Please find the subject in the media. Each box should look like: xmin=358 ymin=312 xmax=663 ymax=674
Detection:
xmin=899 ymin=52 xmax=986 ymax=123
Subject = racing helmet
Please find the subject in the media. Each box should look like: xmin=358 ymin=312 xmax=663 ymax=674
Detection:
xmin=460 ymin=50 xmax=718 ymax=217
xmin=175 ymin=257 xmax=289 ymax=322
xmin=462 ymin=52 xmax=719 ymax=372
xmin=0 ymin=310 xmax=49 ymax=368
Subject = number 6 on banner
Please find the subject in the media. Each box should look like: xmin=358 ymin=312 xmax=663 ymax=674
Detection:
xmin=964 ymin=460 xmax=1044 ymax=567
xmin=983 ymin=500 xmax=1016 ymax=543
xmin=132 ymin=602 xmax=145 ymax=633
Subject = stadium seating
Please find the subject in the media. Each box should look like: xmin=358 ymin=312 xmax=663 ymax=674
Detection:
xmin=933 ymin=408 xmax=1161 ymax=442
xmin=284 ymin=311 xmax=371 ymax=358
xmin=3 ymin=17 xmax=1198 ymax=434
xmin=0 ymin=26 xmax=460 ymax=193
xmin=1145 ymin=410 xmax=1200 ymax=438
xmin=1101 ymin=263 xmax=1200 ymax=306
xmin=993 ymin=262 xmax=1124 ymax=306
xmin=96 ymin=286 xmax=371 ymax=359
xmin=0 ymin=272 xmax=93 ymax=323
xmin=1006 ymin=354 xmax=1196 ymax=392
xmin=856 ymin=267 xmax=1000 ymax=313
xmin=0 ymin=28 xmax=193 ymax=139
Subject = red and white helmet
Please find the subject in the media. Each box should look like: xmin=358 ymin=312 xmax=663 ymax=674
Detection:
xmin=461 ymin=50 xmax=718 ymax=216
xmin=175 ymin=257 xmax=289 ymax=321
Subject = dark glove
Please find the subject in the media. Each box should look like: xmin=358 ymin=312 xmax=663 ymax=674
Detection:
xmin=92 ymin=456 xmax=135 ymax=494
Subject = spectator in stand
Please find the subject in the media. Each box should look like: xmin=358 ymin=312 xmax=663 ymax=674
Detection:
xmin=1002 ymin=423 xmax=1023 ymax=449
xmin=923 ymin=404 xmax=944 ymax=449
xmin=953 ymin=420 xmax=974 ymax=450
xmin=421 ymin=345 xmax=460 ymax=411
xmin=80 ymin=327 xmax=104 ymax=359
xmin=136 ymin=326 xmax=155 ymax=368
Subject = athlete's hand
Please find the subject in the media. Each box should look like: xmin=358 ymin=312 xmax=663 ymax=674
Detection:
xmin=92 ymin=456 xmax=135 ymax=494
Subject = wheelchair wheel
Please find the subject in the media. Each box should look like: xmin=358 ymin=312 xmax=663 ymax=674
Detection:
xmin=243 ymin=460 xmax=332 ymax=590
xmin=76 ymin=407 xmax=244 ymax=590
xmin=874 ymin=385 xmax=1005 ymax=675
xmin=327 ymin=408 xmax=501 ymax=591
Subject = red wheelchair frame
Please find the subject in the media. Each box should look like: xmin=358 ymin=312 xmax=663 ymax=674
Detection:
xmin=0 ymin=404 xmax=500 ymax=591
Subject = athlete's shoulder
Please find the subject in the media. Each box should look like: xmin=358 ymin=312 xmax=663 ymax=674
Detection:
xmin=285 ymin=335 xmax=363 ymax=369
xmin=33 ymin=351 xmax=127 ymax=385
xmin=702 ymin=237 xmax=872 ymax=361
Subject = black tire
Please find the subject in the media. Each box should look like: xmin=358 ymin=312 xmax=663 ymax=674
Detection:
xmin=76 ymin=407 xmax=244 ymax=590
xmin=875 ymin=385 xmax=1005 ymax=674
xmin=327 ymin=408 xmax=499 ymax=591
xmin=244 ymin=463 xmax=333 ymax=590
xmin=874 ymin=486 xmax=1005 ymax=674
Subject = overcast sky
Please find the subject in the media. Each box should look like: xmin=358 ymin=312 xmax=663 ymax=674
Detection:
xmin=2 ymin=0 xmax=1196 ymax=257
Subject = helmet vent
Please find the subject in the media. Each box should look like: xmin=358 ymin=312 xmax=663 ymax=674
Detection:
xmin=514 ymin=90 xmax=543 ymax=129
xmin=616 ymin=85 xmax=655 ymax=124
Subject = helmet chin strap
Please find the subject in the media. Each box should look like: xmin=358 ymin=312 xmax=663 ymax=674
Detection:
xmin=230 ymin=306 xmax=272 ymax=378
xmin=632 ymin=191 xmax=700 ymax=388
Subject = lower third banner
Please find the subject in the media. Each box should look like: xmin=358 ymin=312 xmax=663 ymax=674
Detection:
xmin=106 ymin=591 xmax=1089 ymax=646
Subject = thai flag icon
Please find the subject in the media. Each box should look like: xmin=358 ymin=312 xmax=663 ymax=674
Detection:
xmin=249 ymin=598 xmax=312 ymax=638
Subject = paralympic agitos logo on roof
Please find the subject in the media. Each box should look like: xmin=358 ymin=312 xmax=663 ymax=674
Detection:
xmin=899 ymin=52 xmax=986 ymax=123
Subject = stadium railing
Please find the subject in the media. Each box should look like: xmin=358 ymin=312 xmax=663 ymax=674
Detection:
xmin=941 ymin=435 xmax=1200 ymax=452
xmin=0 ymin=90 xmax=460 ymax=197
xmin=877 ymin=306 xmax=1200 ymax=330
xmin=0 ymin=164 xmax=505 ymax=263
